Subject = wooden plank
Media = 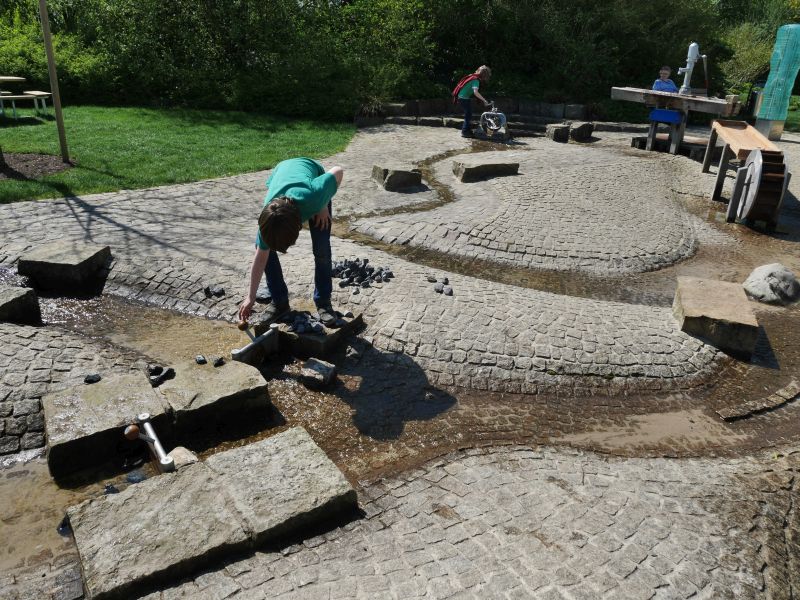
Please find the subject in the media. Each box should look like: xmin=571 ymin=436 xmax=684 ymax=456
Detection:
xmin=611 ymin=86 xmax=734 ymax=115
xmin=712 ymin=120 xmax=779 ymax=159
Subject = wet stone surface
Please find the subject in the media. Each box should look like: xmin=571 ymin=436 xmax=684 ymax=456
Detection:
xmin=2 ymin=125 xmax=800 ymax=599
xmin=0 ymin=323 xmax=143 ymax=457
xmin=145 ymin=445 xmax=800 ymax=600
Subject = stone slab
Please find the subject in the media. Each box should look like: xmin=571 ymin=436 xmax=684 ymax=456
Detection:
xmin=17 ymin=241 xmax=111 ymax=292
xmin=452 ymin=160 xmax=520 ymax=183
xmin=0 ymin=285 xmax=40 ymax=324
xmin=371 ymin=165 xmax=423 ymax=191
xmin=205 ymin=428 xmax=357 ymax=546
xmin=267 ymin=312 xmax=363 ymax=358
xmin=67 ymin=428 xmax=355 ymax=600
xmin=301 ymin=357 xmax=337 ymax=386
xmin=717 ymin=379 xmax=800 ymax=420
xmin=546 ymin=123 xmax=570 ymax=143
xmin=672 ymin=277 xmax=759 ymax=357
xmin=43 ymin=373 xmax=169 ymax=479
xmin=156 ymin=360 xmax=268 ymax=432
xmin=68 ymin=462 xmax=249 ymax=600
xmin=569 ymin=121 xmax=595 ymax=142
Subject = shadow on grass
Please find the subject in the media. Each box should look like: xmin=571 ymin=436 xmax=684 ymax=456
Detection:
xmin=139 ymin=106 xmax=352 ymax=133
xmin=0 ymin=115 xmax=47 ymax=128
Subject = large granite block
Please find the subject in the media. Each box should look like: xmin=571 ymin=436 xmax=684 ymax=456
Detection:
xmin=68 ymin=427 xmax=356 ymax=599
xmin=156 ymin=360 xmax=268 ymax=432
xmin=452 ymin=160 xmax=519 ymax=182
xmin=672 ymin=277 xmax=759 ymax=357
xmin=68 ymin=462 xmax=248 ymax=600
xmin=205 ymin=428 xmax=357 ymax=545
xmin=43 ymin=373 xmax=169 ymax=479
xmin=372 ymin=165 xmax=423 ymax=191
xmin=0 ymin=285 xmax=40 ymax=324
xmin=18 ymin=241 xmax=111 ymax=292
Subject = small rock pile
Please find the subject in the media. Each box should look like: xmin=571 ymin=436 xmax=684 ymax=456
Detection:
xmin=427 ymin=274 xmax=454 ymax=296
xmin=333 ymin=258 xmax=394 ymax=295
xmin=287 ymin=312 xmax=325 ymax=334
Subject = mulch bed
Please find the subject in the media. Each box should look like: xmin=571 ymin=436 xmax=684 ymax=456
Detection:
xmin=0 ymin=152 xmax=73 ymax=180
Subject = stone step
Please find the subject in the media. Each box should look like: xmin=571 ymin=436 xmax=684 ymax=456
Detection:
xmin=672 ymin=277 xmax=759 ymax=358
xmin=17 ymin=241 xmax=111 ymax=293
xmin=67 ymin=427 xmax=356 ymax=600
xmin=452 ymin=159 xmax=520 ymax=182
xmin=43 ymin=361 xmax=269 ymax=480
xmin=0 ymin=285 xmax=40 ymax=324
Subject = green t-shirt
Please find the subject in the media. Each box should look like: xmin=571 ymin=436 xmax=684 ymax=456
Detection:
xmin=458 ymin=79 xmax=479 ymax=99
xmin=255 ymin=157 xmax=338 ymax=250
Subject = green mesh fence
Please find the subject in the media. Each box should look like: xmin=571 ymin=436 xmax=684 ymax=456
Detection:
xmin=758 ymin=24 xmax=800 ymax=121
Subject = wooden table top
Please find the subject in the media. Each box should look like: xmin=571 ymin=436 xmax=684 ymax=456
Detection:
xmin=611 ymin=87 xmax=737 ymax=117
xmin=712 ymin=120 xmax=780 ymax=160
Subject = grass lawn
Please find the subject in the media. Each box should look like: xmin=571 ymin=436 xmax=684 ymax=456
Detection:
xmin=784 ymin=96 xmax=800 ymax=132
xmin=0 ymin=106 xmax=355 ymax=203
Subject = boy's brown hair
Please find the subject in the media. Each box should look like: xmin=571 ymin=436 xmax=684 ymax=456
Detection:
xmin=258 ymin=197 xmax=302 ymax=253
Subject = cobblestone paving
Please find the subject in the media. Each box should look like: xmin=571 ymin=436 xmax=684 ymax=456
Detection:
xmin=0 ymin=128 xmax=726 ymax=407
xmin=138 ymin=445 xmax=800 ymax=599
xmin=0 ymin=324 xmax=143 ymax=456
xmin=353 ymin=139 xmax=726 ymax=275
xmin=323 ymin=124 xmax=470 ymax=218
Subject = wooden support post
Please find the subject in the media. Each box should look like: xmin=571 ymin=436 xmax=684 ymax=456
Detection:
xmin=669 ymin=112 xmax=687 ymax=155
xmin=646 ymin=121 xmax=658 ymax=151
xmin=38 ymin=0 xmax=69 ymax=162
xmin=702 ymin=126 xmax=718 ymax=173
xmin=712 ymin=144 xmax=732 ymax=201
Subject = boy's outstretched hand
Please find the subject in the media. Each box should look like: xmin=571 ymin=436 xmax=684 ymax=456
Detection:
xmin=239 ymin=296 xmax=255 ymax=321
xmin=311 ymin=205 xmax=331 ymax=230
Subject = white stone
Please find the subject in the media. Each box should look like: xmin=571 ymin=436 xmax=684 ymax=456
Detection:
xmin=743 ymin=263 xmax=800 ymax=305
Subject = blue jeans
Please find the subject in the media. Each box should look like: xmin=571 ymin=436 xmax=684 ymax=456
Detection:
xmin=265 ymin=201 xmax=333 ymax=308
xmin=459 ymin=98 xmax=472 ymax=135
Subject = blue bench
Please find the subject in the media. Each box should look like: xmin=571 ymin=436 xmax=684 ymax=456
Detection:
xmin=646 ymin=108 xmax=686 ymax=153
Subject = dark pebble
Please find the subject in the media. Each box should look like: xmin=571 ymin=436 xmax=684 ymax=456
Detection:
xmin=84 ymin=373 xmax=101 ymax=384
xmin=427 ymin=275 xmax=438 ymax=283
xmin=212 ymin=356 xmax=225 ymax=367
xmin=434 ymin=283 xmax=444 ymax=293
xmin=56 ymin=516 xmax=72 ymax=537
xmin=338 ymin=279 xmax=349 ymax=288
xmin=361 ymin=280 xmax=370 ymax=288
xmin=195 ymin=355 xmax=207 ymax=365
xmin=149 ymin=367 xmax=175 ymax=387
xmin=104 ymin=484 xmax=120 ymax=495
xmin=147 ymin=363 xmax=163 ymax=377
xmin=443 ymin=285 xmax=453 ymax=296
xmin=439 ymin=277 xmax=449 ymax=285
xmin=352 ymin=288 xmax=360 ymax=295
xmin=344 ymin=311 xmax=354 ymax=318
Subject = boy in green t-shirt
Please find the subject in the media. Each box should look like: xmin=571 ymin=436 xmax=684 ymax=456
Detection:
xmin=239 ymin=157 xmax=344 ymax=326
xmin=457 ymin=65 xmax=492 ymax=137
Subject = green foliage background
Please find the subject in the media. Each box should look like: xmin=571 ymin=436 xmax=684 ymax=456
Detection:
xmin=1 ymin=0 xmax=798 ymax=119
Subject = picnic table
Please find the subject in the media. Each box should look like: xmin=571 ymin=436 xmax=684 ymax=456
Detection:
xmin=610 ymin=87 xmax=739 ymax=154
xmin=701 ymin=120 xmax=781 ymax=201
xmin=0 ymin=76 xmax=52 ymax=118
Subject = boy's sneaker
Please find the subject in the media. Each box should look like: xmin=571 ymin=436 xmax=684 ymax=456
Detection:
xmin=316 ymin=304 xmax=341 ymax=328
xmin=259 ymin=300 xmax=290 ymax=324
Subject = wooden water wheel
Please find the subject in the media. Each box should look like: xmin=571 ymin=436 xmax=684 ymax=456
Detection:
xmin=729 ymin=149 xmax=790 ymax=230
